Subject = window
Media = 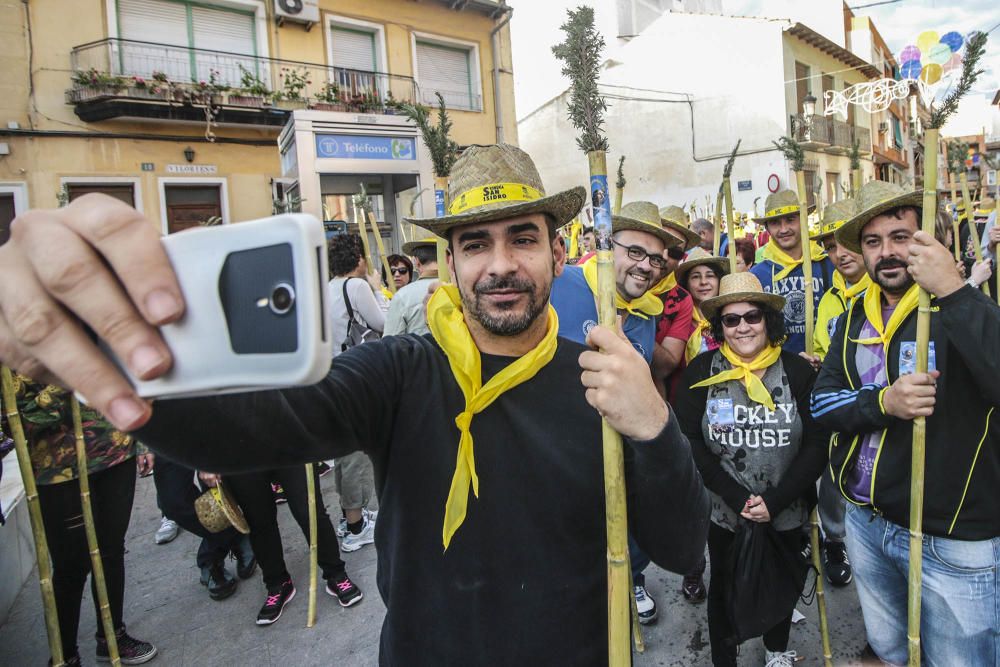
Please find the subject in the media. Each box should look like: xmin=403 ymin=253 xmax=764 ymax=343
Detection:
xmin=164 ymin=184 xmax=222 ymax=234
xmin=415 ymin=40 xmax=479 ymax=111
xmin=803 ymin=170 xmax=816 ymax=208
xmin=67 ymin=183 xmax=136 ymax=206
xmin=795 ymin=62 xmax=811 ymax=116
xmin=117 ymin=0 xmax=257 ymax=88
xmin=331 ymin=27 xmax=377 ymax=72
xmin=0 ymin=194 xmax=14 ymax=247
xmin=826 ymin=171 xmax=840 ymax=203
xmin=822 ymin=74 xmax=834 ymax=114
xmin=891 ymin=116 xmax=903 ymax=150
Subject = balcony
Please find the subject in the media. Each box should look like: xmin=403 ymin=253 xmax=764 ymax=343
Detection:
xmin=67 ymin=39 xmax=419 ymax=126
xmin=790 ymin=114 xmax=872 ymax=156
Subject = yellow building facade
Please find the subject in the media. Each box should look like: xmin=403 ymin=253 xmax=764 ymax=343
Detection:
xmin=0 ymin=0 xmax=517 ymax=246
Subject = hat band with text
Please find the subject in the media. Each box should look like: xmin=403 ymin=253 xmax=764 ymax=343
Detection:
xmin=820 ymin=219 xmax=847 ymax=234
xmin=765 ymin=204 xmax=801 ymax=217
xmin=449 ymin=182 xmax=543 ymax=215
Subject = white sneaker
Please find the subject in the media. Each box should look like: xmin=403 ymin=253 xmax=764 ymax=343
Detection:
xmin=336 ymin=508 xmax=377 ymax=539
xmin=634 ymin=585 xmax=658 ymax=625
xmin=764 ymin=649 xmax=797 ymax=667
xmin=155 ymin=516 xmax=178 ymax=544
xmin=340 ymin=516 xmax=376 ymax=552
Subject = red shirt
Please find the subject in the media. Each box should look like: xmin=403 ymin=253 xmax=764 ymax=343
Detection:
xmin=655 ymin=285 xmax=693 ymax=345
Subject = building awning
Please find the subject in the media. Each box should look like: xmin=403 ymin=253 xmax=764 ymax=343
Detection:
xmin=434 ymin=0 xmax=510 ymax=18
xmin=786 ymin=23 xmax=880 ymax=80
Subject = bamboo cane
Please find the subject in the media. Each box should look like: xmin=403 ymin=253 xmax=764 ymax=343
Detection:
xmin=613 ymin=156 xmax=625 ymax=216
xmin=305 ymin=462 xmax=318 ymax=628
xmin=1 ymin=368 xmax=64 ymax=666
xmin=959 ymin=171 xmax=990 ymax=297
xmin=70 ymin=397 xmax=120 ymax=666
xmin=713 ymin=186 xmax=724 ymax=256
xmin=354 ymin=202 xmax=376 ymax=271
xmin=794 ymin=170 xmax=815 ymax=355
xmin=809 ymin=508 xmax=833 ymax=667
xmin=434 ymin=176 xmax=450 ymax=283
xmin=723 ymin=179 xmax=737 ymax=272
xmin=949 ymin=167 xmax=961 ymax=261
xmin=588 ymin=151 xmax=631 ymax=666
xmin=367 ymin=210 xmax=396 ymax=295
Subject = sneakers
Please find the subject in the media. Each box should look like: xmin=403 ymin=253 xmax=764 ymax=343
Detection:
xmin=340 ymin=515 xmax=376 ymax=552
xmin=681 ymin=572 xmax=707 ymax=603
xmin=200 ymin=561 xmax=237 ymax=600
xmin=256 ymin=579 xmax=296 ymax=625
xmin=96 ymin=628 xmax=157 ymax=664
xmin=823 ymin=540 xmax=853 ymax=587
xmin=154 ymin=516 xmax=178 ymax=545
xmin=316 ymin=461 xmax=333 ymax=477
xmin=232 ymin=534 xmax=257 ymax=580
xmin=764 ymin=649 xmax=797 ymax=667
xmin=49 ymin=654 xmax=81 ymax=666
xmin=272 ymin=483 xmax=287 ymax=504
xmin=326 ymin=572 xmax=364 ymax=607
xmin=336 ymin=508 xmax=377 ymax=539
xmin=633 ymin=585 xmax=658 ymax=625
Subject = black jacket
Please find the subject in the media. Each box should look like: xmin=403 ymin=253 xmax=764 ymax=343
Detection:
xmin=811 ymin=284 xmax=1000 ymax=540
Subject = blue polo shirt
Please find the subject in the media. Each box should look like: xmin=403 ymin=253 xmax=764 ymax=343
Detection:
xmin=750 ymin=256 xmax=834 ymax=354
xmin=549 ymin=265 xmax=656 ymax=364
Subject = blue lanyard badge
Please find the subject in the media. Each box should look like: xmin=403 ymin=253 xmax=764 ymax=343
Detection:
xmin=898 ymin=341 xmax=936 ymax=376
xmin=707 ymin=398 xmax=736 ymax=429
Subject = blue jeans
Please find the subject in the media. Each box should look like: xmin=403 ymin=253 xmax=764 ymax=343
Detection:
xmin=845 ymin=503 xmax=1000 ymax=666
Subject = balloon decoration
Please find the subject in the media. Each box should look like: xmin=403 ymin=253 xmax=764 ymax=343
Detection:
xmin=899 ymin=30 xmax=965 ymax=85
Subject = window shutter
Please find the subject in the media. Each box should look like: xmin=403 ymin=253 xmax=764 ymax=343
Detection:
xmin=331 ymin=28 xmax=376 ymax=72
xmin=191 ymin=6 xmax=256 ymax=86
xmin=117 ymin=0 xmax=188 ymax=80
xmin=416 ymin=41 xmax=473 ymax=110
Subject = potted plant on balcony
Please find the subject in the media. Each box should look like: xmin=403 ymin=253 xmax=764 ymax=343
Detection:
xmin=188 ymin=69 xmax=229 ymax=106
xmin=129 ymin=73 xmax=170 ymax=101
xmin=346 ymin=91 xmax=381 ymax=113
xmin=274 ymin=67 xmax=310 ymax=110
xmin=69 ymin=68 xmax=129 ymax=102
xmin=310 ymin=81 xmax=345 ymax=112
xmin=228 ymin=64 xmax=272 ymax=107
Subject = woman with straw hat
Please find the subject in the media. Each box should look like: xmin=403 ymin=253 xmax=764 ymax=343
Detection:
xmin=674 ymin=272 xmax=829 ymax=667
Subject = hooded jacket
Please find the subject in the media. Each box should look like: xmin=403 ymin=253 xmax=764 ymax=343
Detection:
xmin=810 ymin=284 xmax=1000 ymax=540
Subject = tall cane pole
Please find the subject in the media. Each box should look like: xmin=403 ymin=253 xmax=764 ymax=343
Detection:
xmin=588 ymin=150 xmax=631 ymax=667
xmin=71 ymin=397 xmax=120 ymax=666
xmin=723 ymin=179 xmax=737 ymax=272
xmin=434 ymin=176 xmax=451 ymax=283
xmin=305 ymin=462 xmax=318 ymax=627
xmin=1 ymin=369 xmax=64 ymax=666
xmin=959 ymin=171 xmax=990 ymax=297
xmin=613 ymin=156 xmax=625 ymax=216
xmin=368 ymin=210 xmax=396 ymax=295
xmin=949 ymin=164 xmax=961 ymax=261
xmin=713 ymin=186 xmax=724 ymax=256
xmin=794 ymin=167 xmax=833 ymax=665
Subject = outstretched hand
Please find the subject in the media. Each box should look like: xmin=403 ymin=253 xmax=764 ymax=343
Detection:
xmin=579 ymin=320 xmax=669 ymax=441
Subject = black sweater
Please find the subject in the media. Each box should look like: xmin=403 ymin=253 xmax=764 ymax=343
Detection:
xmin=674 ymin=349 xmax=828 ymax=526
xmin=811 ymin=284 xmax=1000 ymax=541
xmin=137 ymin=334 xmax=710 ymax=666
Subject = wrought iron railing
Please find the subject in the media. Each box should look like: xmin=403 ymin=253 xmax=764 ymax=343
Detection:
xmin=791 ymin=114 xmax=871 ymax=154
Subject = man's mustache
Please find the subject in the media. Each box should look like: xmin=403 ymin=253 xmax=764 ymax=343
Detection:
xmin=474 ymin=276 xmax=534 ymax=295
xmin=875 ymin=258 xmax=908 ymax=272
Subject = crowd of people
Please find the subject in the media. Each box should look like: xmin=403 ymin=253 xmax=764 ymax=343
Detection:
xmin=1 ymin=141 xmax=998 ymax=666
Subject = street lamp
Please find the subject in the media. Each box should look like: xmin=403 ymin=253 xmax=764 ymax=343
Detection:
xmin=183 ymin=146 xmax=196 ymax=163
xmin=803 ymin=93 xmax=817 ymax=118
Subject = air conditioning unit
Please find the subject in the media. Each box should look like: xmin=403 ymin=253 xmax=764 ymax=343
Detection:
xmin=274 ymin=0 xmax=319 ymax=26
xmin=878 ymin=121 xmax=889 ymax=134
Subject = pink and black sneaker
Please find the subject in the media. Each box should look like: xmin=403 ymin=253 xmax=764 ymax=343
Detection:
xmin=326 ymin=572 xmax=363 ymax=607
xmin=256 ymin=579 xmax=295 ymax=625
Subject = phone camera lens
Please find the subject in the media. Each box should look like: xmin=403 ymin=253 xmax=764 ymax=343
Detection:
xmin=269 ymin=283 xmax=295 ymax=315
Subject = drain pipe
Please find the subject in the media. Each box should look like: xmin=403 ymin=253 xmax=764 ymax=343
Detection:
xmin=490 ymin=2 xmax=514 ymax=143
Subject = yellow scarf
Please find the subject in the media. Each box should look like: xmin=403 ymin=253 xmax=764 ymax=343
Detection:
xmin=581 ymin=257 xmax=664 ymax=319
xmin=381 ymin=287 xmax=394 ymax=301
xmin=650 ymin=271 xmax=677 ymax=296
xmin=761 ymin=239 xmax=827 ymax=282
xmin=690 ymin=343 xmax=782 ymax=409
xmin=831 ymin=271 xmax=872 ymax=302
xmin=427 ymin=284 xmax=559 ymax=551
xmin=685 ymin=307 xmax=711 ymax=363
xmin=851 ymin=282 xmax=919 ymax=353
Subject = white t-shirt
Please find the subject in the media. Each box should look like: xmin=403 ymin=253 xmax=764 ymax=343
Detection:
xmin=328 ymin=276 xmax=389 ymax=357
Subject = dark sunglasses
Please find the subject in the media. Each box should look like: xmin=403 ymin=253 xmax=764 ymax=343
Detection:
xmin=613 ymin=240 xmax=669 ymax=270
xmin=390 ymin=267 xmax=409 ymax=275
xmin=721 ymin=309 xmax=764 ymax=328
xmin=667 ymin=247 xmax=686 ymax=260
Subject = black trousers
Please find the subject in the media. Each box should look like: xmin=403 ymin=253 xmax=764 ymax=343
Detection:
xmin=153 ymin=456 xmax=243 ymax=568
xmin=706 ymin=522 xmax=795 ymax=667
xmin=37 ymin=460 xmax=135 ymax=660
xmin=225 ymin=465 xmax=345 ymax=588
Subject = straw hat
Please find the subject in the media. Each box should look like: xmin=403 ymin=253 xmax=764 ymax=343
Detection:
xmin=755 ymin=190 xmax=815 ymax=223
xmin=674 ymin=247 xmax=730 ymax=286
xmin=700 ymin=272 xmax=785 ymax=319
xmin=810 ymin=197 xmax=858 ymax=241
xmin=403 ymin=144 xmax=586 ymax=238
xmin=615 ymin=201 xmax=682 ymax=248
xmin=835 ymin=181 xmax=922 ymax=254
xmin=974 ymin=197 xmax=995 ymax=217
xmin=658 ymin=205 xmax=702 ymax=250
xmin=402 ymin=237 xmax=438 ymax=256
xmin=194 ymin=482 xmax=250 ymax=534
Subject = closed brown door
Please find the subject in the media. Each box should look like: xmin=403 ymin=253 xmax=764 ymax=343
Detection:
xmin=164 ymin=185 xmax=223 ymax=234
xmin=0 ymin=194 xmax=15 ymax=246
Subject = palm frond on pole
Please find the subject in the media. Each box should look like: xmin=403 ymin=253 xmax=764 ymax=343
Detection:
xmin=722 ymin=140 xmax=741 ymax=272
xmin=614 ymin=156 xmax=626 ymax=215
xmin=849 ymin=138 xmax=862 ymax=196
xmin=553 ymin=7 xmax=632 ymax=663
xmin=907 ymin=32 xmax=988 ymax=667
xmin=1 ymin=368 xmax=64 ymax=666
xmin=714 ymin=183 xmax=724 ymax=256
xmin=946 ymin=139 xmax=965 ymax=261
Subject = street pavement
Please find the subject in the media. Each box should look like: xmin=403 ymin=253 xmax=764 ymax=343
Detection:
xmin=1 ymin=471 xmax=870 ymax=666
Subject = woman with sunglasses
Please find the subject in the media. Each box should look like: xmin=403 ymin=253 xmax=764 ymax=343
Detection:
xmin=381 ymin=254 xmax=414 ymax=294
xmin=674 ymin=272 xmax=828 ymax=667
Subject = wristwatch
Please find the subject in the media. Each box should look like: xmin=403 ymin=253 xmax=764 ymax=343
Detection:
xmin=966 ymin=276 xmax=979 ymax=288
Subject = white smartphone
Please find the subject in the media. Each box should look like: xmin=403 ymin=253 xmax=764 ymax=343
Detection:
xmin=103 ymin=213 xmax=332 ymax=399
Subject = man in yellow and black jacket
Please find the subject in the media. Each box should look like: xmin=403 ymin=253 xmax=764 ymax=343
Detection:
xmin=810 ymin=182 xmax=1000 ymax=667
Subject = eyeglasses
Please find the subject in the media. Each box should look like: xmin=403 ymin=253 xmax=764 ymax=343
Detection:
xmin=390 ymin=267 xmax=409 ymax=275
xmin=721 ymin=309 xmax=764 ymax=328
xmin=667 ymin=247 xmax=686 ymax=260
xmin=613 ymin=241 xmax=669 ymax=270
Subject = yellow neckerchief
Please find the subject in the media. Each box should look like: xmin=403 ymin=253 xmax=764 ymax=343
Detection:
xmin=690 ymin=342 xmax=782 ymax=410
xmin=381 ymin=287 xmax=394 ymax=301
xmin=685 ymin=306 xmax=711 ymax=363
xmin=581 ymin=256 xmax=664 ymax=319
xmin=830 ymin=270 xmax=872 ymax=302
xmin=850 ymin=282 xmax=919 ymax=354
xmin=427 ymin=284 xmax=559 ymax=551
xmin=761 ymin=239 xmax=827 ymax=281
xmin=650 ymin=271 xmax=677 ymax=296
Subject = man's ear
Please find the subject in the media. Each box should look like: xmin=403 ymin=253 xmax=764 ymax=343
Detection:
xmin=446 ymin=246 xmax=457 ymax=283
xmin=552 ymin=233 xmax=567 ymax=277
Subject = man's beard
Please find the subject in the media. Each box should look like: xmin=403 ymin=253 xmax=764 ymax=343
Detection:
xmin=870 ymin=257 xmax=914 ymax=294
xmin=461 ymin=275 xmax=550 ymax=336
